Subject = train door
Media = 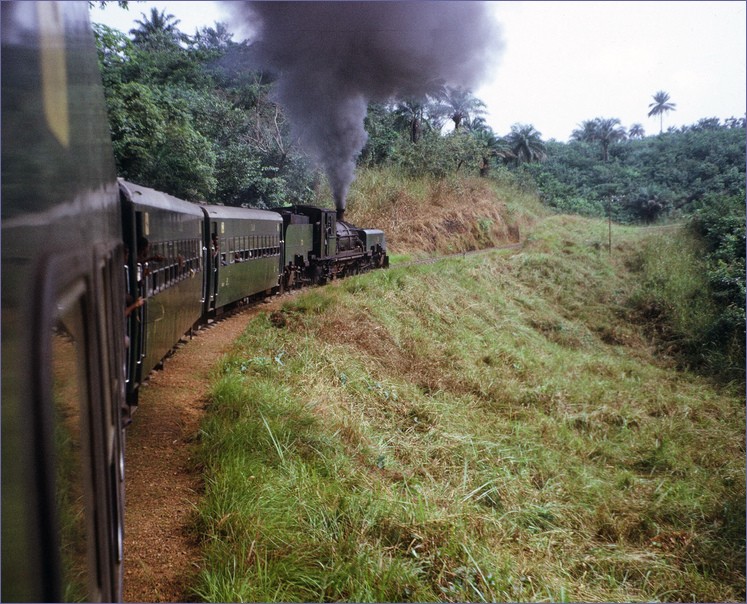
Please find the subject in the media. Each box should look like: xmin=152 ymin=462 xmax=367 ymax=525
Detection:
xmin=92 ymin=244 xmax=127 ymax=599
xmin=210 ymin=221 xmax=220 ymax=310
xmin=322 ymin=210 xmax=336 ymax=258
xmin=2 ymin=248 xmax=125 ymax=602
xmin=121 ymin=201 xmax=147 ymax=405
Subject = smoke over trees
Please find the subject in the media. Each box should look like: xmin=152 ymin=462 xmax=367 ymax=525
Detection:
xmin=229 ymin=1 xmax=502 ymax=212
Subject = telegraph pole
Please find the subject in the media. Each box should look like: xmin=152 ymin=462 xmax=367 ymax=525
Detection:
xmin=608 ymin=197 xmax=612 ymax=255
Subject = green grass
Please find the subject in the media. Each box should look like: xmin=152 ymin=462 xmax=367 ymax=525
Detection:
xmin=192 ymin=215 xmax=745 ymax=602
xmin=626 ymin=226 xmax=744 ymax=378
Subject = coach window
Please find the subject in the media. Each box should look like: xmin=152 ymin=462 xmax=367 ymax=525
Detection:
xmin=149 ymin=257 xmax=158 ymax=293
xmin=183 ymin=240 xmax=190 ymax=274
xmin=188 ymin=239 xmax=197 ymax=275
xmin=171 ymin=241 xmax=178 ymax=283
xmin=51 ymin=283 xmax=95 ymax=601
xmin=171 ymin=241 xmax=178 ymax=284
xmin=165 ymin=242 xmax=173 ymax=285
xmin=175 ymin=241 xmax=183 ymax=280
xmin=194 ymin=239 xmax=202 ymax=273
xmin=220 ymin=238 xmax=227 ymax=266
xmin=165 ymin=242 xmax=174 ymax=287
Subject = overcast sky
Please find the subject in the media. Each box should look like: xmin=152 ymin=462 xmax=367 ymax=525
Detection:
xmin=91 ymin=1 xmax=746 ymax=142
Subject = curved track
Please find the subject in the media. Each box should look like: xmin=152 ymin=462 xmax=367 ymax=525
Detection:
xmin=123 ymin=242 xmax=523 ymax=601
xmin=123 ymin=298 xmax=286 ymax=602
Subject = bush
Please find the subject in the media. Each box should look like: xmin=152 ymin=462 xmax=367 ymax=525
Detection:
xmin=687 ymin=193 xmax=746 ymax=376
xmin=630 ymin=202 xmax=745 ymax=379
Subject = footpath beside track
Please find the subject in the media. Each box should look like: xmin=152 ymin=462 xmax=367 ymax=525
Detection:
xmin=122 ymin=242 xmax=521 ymax=601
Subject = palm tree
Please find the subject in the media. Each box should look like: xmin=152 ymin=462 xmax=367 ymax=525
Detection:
xmin=571 ymin=117 xmax=626 ymax=161
xmin=464 ymin=116 xmax=490 ymax=133
xmin=570 ymin=120 xmax=599 ymax=144
xmin=628 ymin=123 xmax=645 ymax=139
xmin=466 ymin=119 xmax=501 ymax=176
xmin=194 ymin=22 xmax=234 ymax=51
xmin=594 ymin=118 xmax=627 ymax=161
xmin=130 ymin=7 xmax=189 ymax=47
xmin=436 ymin=86 xmax=486 ymax=131
xmin=393 ymin=98 xmax=428 ymax=143
xmin=504 ymin=124 xmax=546 ymax=165
xmin=648 ymin=90 xmax=676 ymax=134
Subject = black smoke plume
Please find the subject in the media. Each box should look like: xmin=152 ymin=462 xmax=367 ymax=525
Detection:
xmin=229 ymin=1 xmax=502 ymax=211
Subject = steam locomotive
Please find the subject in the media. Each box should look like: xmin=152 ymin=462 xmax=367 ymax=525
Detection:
xmin=121 ymin=181 xmax=387 ymax=407
xmin=1 ymin=3 xmax=387 ymax=601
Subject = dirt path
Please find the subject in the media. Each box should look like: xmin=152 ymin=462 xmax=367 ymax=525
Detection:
xmin=122 ymin=299 xmax=282 ymax=602
xmin=120 ymin=247 xmax=519 ymax=601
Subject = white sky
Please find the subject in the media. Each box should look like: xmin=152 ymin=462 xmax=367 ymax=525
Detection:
xmin=91 ymin=0 xmax=746 ymax=142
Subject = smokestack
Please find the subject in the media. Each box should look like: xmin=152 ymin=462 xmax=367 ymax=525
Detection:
xmin=228 ymin=1 xmax=502 ymax=212
xmin=336 ymin=208 xmax=345 ymax=223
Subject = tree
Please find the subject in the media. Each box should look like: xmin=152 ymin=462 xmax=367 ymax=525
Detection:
xmin=524 ymin=116 xmax=745 ymax=223
xmin=193 ymin=22 xmax=234 ymax=51
xmin=571 ymin=117 xmax=626 ymax=161
xmin=648 ymin=90 xmax=676 ymax=134
xmin=130 ymin=7 xmax=189 ymax=48
xmin=88 ymin=1 xmax=129 ymax=8
xmin=570 ymin=119 xmax=599 ymax=144
xmin=628 ymin=123 xmax=645 ymax=139
xmin=465 ymin=118 xmax=502 ymax=176
xmin=436 ymin=86 xmax=486 ymax=131
xmin=725 ymin=116 xmax=746 ymax=129
xmin=93 ymin=23 xmax=134 ymax=87
xmin=95 ymin=15 xmax=318 ymax=207
xmin=392 ymin=98 xmax=428 ymax=143
xmin=504 ymin=124 xmax=546 ymax=165
xmin=594 ymin=118 xmax=627 ymax=161
xmin=360 ymin=103 xmax=398 ymax=167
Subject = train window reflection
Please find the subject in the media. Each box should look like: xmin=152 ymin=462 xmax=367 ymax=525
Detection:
xmin=52 ymin=287 xmax=92 ymax=601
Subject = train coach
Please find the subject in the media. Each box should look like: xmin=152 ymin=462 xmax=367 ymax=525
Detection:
xmin=120 ymin=180 xmax=205 ymax=404
xmin=202 ymin=204 xmax=283 ymax=311
xmin=2 ymin=3 xmax=126 ymax=600
xmin=120 ymin=181 xmax=287 ymax=405
xmin=119 ymin=182 xmax=388 ymax=407
xmin=2 ymin=2 xmax=388 ymax=601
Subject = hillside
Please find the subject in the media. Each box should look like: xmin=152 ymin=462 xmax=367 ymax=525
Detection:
xmin=189 ymin=179 xmax=745 ymax=602
xmin=316 ymin=168 xmax=545 ymax=257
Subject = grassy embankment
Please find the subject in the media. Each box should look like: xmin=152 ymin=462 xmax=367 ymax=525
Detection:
xmin=191 ymin=168 xmax=745 ymax=602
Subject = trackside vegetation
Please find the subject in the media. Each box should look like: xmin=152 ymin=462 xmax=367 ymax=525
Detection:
xmin=90 ymin=7 xmax=745 ymax=602
xmin=192 ymin=210 xmax=745 ymax=602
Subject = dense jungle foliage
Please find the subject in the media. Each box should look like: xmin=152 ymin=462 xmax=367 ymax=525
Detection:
xmin=92 ymin=8 xmax=745 ymax=377
xmin=520 ymin=123 xmax=746 ymax=223
xmin=93 ymin=14 xmax=745 ymax=213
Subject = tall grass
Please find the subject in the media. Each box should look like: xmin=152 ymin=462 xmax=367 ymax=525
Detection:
xmin=325 ymin=166 xmax=545 ymax=255
xmin=627 ymin=226 xmax=745 ymax=380
xmin=192 ymin=215 xmax=744 ymax=602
